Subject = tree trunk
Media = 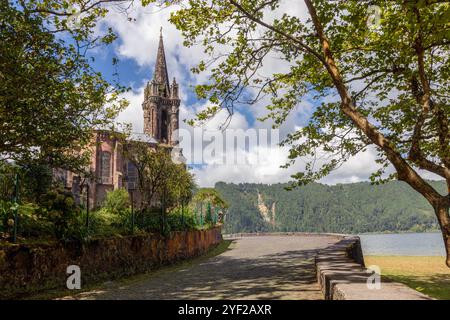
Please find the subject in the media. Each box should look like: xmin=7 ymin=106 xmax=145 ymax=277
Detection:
xmin=303 ymin=0 xmax=450 ymax=267
xmin=435 ymin=204 xmax=450 ymax=267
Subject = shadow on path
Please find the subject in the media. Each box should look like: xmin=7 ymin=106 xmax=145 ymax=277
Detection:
xmin=64 ymin=235 xmax=339 ymax=300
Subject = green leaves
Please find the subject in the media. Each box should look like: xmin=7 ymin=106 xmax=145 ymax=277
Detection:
xmin=167 ymin=0 xmax=449 ymax=189
xmin=126 ymin=143 xmax=196 ymax=209
xmin=192 ymin=188 xmax=228 ymax=209
xmin=1 ymin=1 xmax=127 ymax=172
xmin=102 ymin=189 xmax=131 ymax=216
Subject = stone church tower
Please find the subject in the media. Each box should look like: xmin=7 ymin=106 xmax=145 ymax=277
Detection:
xmin=142 ymin=30 xmax=180 ymax=145
xmin=55 ymin=30 xmax=185 ymax=209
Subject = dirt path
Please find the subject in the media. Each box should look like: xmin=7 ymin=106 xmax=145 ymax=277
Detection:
xmin=63 ymin=235 xmax=340 ymax=300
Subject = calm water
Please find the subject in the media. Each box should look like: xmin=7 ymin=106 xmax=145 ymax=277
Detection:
xmin=359 ymin=232 xmax=446 ymax=256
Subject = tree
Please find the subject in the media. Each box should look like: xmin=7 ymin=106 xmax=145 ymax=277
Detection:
xmin=215 ymin=181 xmax=446 ymax=234
xmin=192 ymin=188 xmax=228 ymax=209
xmin=20 ymin=162 xmax=53 ymax=202
xmin=168 ymin=164 xmax=196 ymax=209
xmin=158 ymin=0 xmax=450 ymax=265
xmin=102 ymin=188 xmax=131 ymax=216
xmin=192 ymin=188 xmax=228 ymax=223
xmin=0 ymin=160 xmax=53 ymax=202
xmin=126 ymin=142 xmax=195 ymax=210
xmin=0 ymin=0 xmax=128 ymax=171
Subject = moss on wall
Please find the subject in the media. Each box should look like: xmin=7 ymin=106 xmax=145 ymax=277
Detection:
xmin=0 ymin=227 xmax=222 ymax=299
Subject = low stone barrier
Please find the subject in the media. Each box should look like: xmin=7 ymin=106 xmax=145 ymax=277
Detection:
xmin=223 ymin=232 xmax=345 ymax=239
xmin=0 ymin=226 xmax=222 ymax=299
xmin=315 ymin=236 xmax=432 ymax=300
xmin=225 ymin=232 xmax=432 ymax=300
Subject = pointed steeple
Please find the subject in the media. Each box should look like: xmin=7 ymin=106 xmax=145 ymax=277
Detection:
xmin=154 ymin=27 xmax=170 ymax=94
xmin=143 ymin=28 xmax=180 ymax=145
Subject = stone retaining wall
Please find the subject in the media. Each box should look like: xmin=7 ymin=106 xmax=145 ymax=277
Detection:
xmin=315 ymin=236 xmax=432 ymax=300
xmin=0 ymin=227 xmax=222 ymax=299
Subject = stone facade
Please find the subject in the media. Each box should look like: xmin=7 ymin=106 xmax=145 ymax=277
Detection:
xmin=54 ymin=31 xmax=182 ymax=209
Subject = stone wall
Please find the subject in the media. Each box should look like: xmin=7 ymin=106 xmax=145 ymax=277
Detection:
xmin=315 ymin=236 xmax=432 ymax=300
xmin=226 ymin=232 xmax=432 ymax=300
xmin=0 ymin=227 xmax=222 ymax=299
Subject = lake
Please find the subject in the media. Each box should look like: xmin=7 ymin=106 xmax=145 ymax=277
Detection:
xmin=359 ymin=232 xmax=446 ymax=256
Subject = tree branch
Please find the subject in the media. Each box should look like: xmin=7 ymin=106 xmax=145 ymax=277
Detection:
xmin=303 ymin=0 xmax=444 ymax=206
xmin=227 ymin=0 xmax=326 ymax=65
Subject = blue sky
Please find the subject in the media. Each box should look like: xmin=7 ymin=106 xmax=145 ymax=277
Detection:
xmin=92 ymin=36 xmax=263 ymax=131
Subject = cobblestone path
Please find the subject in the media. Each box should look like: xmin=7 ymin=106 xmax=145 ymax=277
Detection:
xmin=63 ymin=235 xmax=340 ymax=300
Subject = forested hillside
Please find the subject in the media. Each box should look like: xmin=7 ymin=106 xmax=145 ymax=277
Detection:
xmin=216 ymin=181 xmax=447 ymax=234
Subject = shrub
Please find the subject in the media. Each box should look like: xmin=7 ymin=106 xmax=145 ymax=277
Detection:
xmin=102 ymin=188 xmax=130 ymax=216
xmin=91 ymin=189 xmax=133 ymax=235
xmin=37 ymin=188 xmax=81 ymax=241
xmin=0 ymin=201 xmax=53 ymax=240
xmin=167 ymin=207 xmax=197 ymax=231
xmin=0 ymin=162 xmax=52 ymax=204
xmin=0 ymin=200 xmax=14 ymax=238
xmin=137 ymin=208 xmax=163 ymax=233
xmin=17 ymin=203 xmax=53 ymax=238
xmin=86 ymin=207 xmax=131 ymax=237
xmin=21 ymin=163 xmax=53 ymax=202
xmin=133 ymin=207 xmax=200 ymax=236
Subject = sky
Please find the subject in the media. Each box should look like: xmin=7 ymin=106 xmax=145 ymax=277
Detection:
xmin=90 ymin=1 xmax=435 ymax=187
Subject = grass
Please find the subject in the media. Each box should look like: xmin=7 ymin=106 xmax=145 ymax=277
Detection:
xmin=27 ymin=239 xmax=233 ymax=300
xmin=365 ymin=256 xmax=450 ymax=300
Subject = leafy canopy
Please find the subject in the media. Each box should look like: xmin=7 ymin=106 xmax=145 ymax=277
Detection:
xmin=126 ymin=142 xmax=196 ymax=210
xmin=0 ymin=0 xmax=129 ymax=171
xmin=192 ymin=188 xmax=228 ymax=209
xmin=163 ymin=0 xmax=450 ymax=266
xmin=163 ymin=0 xmax=449 ymax=190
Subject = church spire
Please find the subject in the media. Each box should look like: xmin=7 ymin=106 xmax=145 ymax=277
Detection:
xmin=143 ymin=28 xmax=180 ymax=145
xmin=154 ymin=27 xmax=170 ymax=93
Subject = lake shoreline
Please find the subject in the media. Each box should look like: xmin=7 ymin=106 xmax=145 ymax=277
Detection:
xmin=359 ymin=232 xmax=445 ymax=257
xmin=358 ymin=230 xmax=440 ymax=235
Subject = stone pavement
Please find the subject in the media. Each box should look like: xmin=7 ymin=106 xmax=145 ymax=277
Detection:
xmin=62 ymin=235 xmax=341 ymax=300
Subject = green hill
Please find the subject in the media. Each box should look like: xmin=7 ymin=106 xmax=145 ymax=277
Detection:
xmin=215 ymin=181 xmax=447 ymax=234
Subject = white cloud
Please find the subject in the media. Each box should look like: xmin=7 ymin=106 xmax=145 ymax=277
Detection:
xmin=191 ymin=141 xmax=384 ymax=187
xmin=191 ymin=144 xmax=292 ymax=187
xmin=100 ymin=3 xmax=208 ymax=87
xmin=116 ymin=86 xmax=145 ymax=133
xmin=320 ymin=146 xmax=381 ymax=184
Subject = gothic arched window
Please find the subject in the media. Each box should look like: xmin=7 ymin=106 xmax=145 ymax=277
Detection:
xmin=161 ymin=110 xmax=168 ymax=142
xmin=100 ymin=151 xmax=111 ymax=183
xmin=151 ymin=109 xmax=155 ymax=132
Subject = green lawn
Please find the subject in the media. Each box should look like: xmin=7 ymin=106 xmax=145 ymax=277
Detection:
xmin=365 ymin=256 xmax=450 ymax=300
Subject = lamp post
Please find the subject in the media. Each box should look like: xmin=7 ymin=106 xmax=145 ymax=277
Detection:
xmin=161 ymin=185 xmax=167 ymax=235
xmin=130 ymin=189 xmax=135 ymax=234
xmin=81 ymin=182 xmax=90 ymax=230
xmin=200 ymin=202 xmax=203 ymax=227
xmin=12 ymin=173 xmax=19 ymax=243
xmin=125 ymin=173 xmax=136 ymax=234
xmin=181 ymin=201 xmax=184 ymax=226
